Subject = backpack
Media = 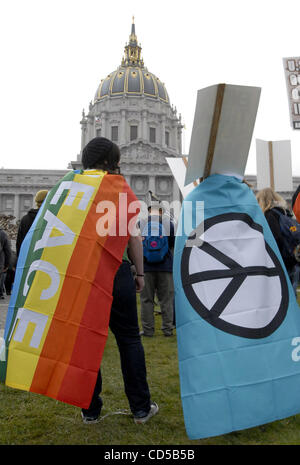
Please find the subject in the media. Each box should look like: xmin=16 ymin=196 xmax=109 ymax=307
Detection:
xmin=272 ymin=208 xmax=300 ymax=262
xmin=141 ymin=219 xmax=169 ymax=264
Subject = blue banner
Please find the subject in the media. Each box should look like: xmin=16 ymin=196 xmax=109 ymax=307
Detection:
xmin=174 ymin=174 xmax=300 ymax=439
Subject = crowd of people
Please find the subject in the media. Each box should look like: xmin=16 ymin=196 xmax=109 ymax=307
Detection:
xmin=1 ymin=136 xmax=300 ymax=426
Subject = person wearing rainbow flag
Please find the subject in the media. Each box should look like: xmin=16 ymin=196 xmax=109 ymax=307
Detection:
xmin=79 ymin=137 xmax=158 ymax=424
xmin=0 ymin=137 xmax=158 ymax=426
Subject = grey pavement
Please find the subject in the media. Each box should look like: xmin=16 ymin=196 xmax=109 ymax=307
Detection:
xmin=0 ymin=294 xmax=10 ymax=338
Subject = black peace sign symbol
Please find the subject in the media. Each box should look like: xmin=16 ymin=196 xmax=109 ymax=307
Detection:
xmin=181 ymin=213 xmax=289 ymax=339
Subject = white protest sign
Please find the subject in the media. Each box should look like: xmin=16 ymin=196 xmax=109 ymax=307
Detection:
xmin=166 ymin=156 xmax=200 ymax=198
xmin=283 ymin=57 xmax=300 ymax=130
xmin=256 ymin=139 xmax=293 ymax=192
xmin=185 ymin=84 xmax=261 ymax=185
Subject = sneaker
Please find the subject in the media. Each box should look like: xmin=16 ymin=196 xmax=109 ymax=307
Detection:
xmin=139 ymin=331 xmax=153 ymax=337
xmin=134 ymin=402 xmax=159 ymax=424
xmin=81 ymin=411 xmax=100 ymax=424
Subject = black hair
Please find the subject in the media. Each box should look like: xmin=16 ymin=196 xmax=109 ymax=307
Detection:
xmin=92 ymin=143 xmax=121 ymax=173
xmin=82 ymin=137 xmax=121 ymax=173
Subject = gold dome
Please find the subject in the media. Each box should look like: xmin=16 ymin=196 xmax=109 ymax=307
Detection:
xmin=94 ymin=19 xmax=169 ymax=103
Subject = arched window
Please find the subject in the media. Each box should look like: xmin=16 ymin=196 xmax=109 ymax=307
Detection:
xmin=165 ymin=131 xmax=170 ymax=147
xmin=111 ymin=126 xmax=118 ymax=141
xmin=149 ymin=127 xmax=156 ymax=143
xmin=130 ymin=125 xmax=138 ymax=141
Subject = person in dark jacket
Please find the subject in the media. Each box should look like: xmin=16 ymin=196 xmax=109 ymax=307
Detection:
xmin=5 ymin=250 xmax=17 ymax=295
xmin=16 ymin=190 xmax=48 ymax=257
xmin=256 ymin=187 xmax=297 ymax=284
xmin=139 ymin=203 xmax=175 ymax=337
xmin=0 ymin=229 xmax=11 ymax=299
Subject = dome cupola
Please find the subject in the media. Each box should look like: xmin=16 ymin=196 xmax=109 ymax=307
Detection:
xmin=94 ymin=18 xmax=169 ymax=103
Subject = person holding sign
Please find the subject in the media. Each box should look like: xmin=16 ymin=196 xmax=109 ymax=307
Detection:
xmin=172 ymin=83 xmax=300 ymax=441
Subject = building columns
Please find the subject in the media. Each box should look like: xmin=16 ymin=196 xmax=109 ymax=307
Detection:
xmin=160 ymin=115 xmax=166 ymax=147
xmin=148 ymin=175 xmax=156 ymax=194
xmin=13 ymin=194 xmax=20 ymax=220
xmin=172 ymin=177 xmax=181 ymax=203
xmin=142 ymin=110 xmax=148 ymax=141
xmin=120 ymin=110 xmax=126 ymax=144
xmin=80 ymin=122 xmax=87 ymax=152
xmin=101 ymin=112 xmax=107 ymax=138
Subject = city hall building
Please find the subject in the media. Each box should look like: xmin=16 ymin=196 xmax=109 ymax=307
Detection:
xmin=0 ymin=21 xmax=298 ymax=221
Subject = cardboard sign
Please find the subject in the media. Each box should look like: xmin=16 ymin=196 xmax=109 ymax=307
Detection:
xmin=283 ymin=57 xmax=300 ymax=129
xmin=166 ymin=156 xmax=200 ymax=198
xmin=184 ymin=84 xmax=261 ymax=186
xmin=256 ymin=139 xmax=293 ymax=192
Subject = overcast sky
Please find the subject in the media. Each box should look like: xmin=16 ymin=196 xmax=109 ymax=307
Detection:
xmin=1 ymin=0 xmax=300 ymax=176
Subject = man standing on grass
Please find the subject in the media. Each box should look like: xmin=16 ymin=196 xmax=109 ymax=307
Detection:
xmin=139 ymin=201 xmax=175 ymax=337
xmin=80 ymin=137 xmax=159 ymax=424
xmin=0 ymin=137 xmax=158 ymax=427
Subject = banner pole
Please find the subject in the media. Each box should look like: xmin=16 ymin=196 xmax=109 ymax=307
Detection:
xmin=268 ymin=141 xmax=275 ymax=190
xmin=203 ymin=83 xmax=226 ymax=179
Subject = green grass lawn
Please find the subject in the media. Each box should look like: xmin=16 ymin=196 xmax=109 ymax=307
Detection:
xmin=1 ymin=297 xmax=300 ymax=445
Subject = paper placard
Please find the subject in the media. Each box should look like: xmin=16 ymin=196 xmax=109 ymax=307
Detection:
xmin=256 ymin=139 xmax=293 ymax=192
xmin=166 ymin=157 xmax=200 ymax=198
xmin=283 ymin=57 xmax=300 ymax=130
xmin=185 ymin=83 xmax=261 ymax=185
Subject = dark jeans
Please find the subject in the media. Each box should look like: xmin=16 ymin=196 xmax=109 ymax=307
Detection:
xmin=5 ymin=269 xmax=15 ymax=294
xmin=82 ymin=261 xmax=151 ymax=417
xmin=0 ymin=272 xmax=6 ymax=296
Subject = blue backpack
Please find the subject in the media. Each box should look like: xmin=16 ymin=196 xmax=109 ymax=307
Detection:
xmin=141 ymin=219 xmax=169 ymax=263
xmin=273 ymin=208 xmax=300 ymax=262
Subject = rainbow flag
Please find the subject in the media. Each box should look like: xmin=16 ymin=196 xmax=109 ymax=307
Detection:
xmin=0 ymin=169 xmax=138 ymax=408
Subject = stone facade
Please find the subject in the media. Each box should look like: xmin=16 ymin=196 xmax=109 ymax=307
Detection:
xmin=1 ymin=168 xmax=299 ymax=224
xmin=69 ymin=20 xmax=183 ymax=205
xmin=0 ymin=169 xmax=68 ymax=220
